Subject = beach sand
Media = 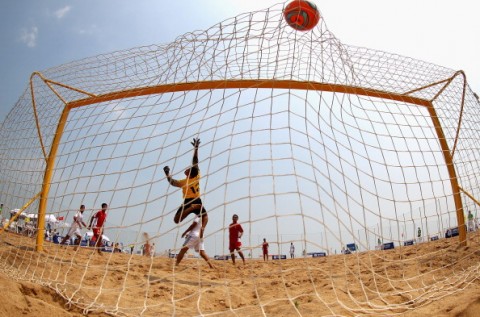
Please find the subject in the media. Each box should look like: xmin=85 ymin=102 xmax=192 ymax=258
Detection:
xmin=1 ymin=231 xmax=480 ymax=317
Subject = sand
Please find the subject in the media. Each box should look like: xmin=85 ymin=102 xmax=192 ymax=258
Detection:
xmin=1 ymin=231 xmax=480 ymax=317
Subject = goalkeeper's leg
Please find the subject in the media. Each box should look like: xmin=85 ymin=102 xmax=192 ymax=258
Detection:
xmin=173 ymin=203 xmax=202 ymax=223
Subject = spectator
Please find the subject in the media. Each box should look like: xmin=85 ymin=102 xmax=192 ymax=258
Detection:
xmin=151 ymin=243 xmax=156 ymax=257
xmin=52 ymin=231 xmax=61 ymax=244
xmin=468 ymin=210 xmax=475 ymax=232
xmin=144 ymin=241 xmax=151 ymax=256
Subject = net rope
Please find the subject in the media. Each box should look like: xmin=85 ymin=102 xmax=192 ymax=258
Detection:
xmin=1 ymin=2 xmax=480 ymax=316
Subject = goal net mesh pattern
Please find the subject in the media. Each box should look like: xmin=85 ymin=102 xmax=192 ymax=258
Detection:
xmin=1 ymin=2 xmax=480 ymax=316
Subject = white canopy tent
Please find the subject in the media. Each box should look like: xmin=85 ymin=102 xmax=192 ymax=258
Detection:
xmin=23 ymin=213 xmax=57 ymax=223
xmin=10 ymin=209 xmax=21 ymax=215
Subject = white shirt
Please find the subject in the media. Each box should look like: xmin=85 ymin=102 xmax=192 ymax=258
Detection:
xmin=189 ymin=217 xmax=202 ymax=238
xmin=72 ymin=211 xmax=83 ymax=230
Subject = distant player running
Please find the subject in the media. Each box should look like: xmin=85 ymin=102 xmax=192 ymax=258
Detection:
xmin=60 ymin=204 xmax=87 ymax=250
xmin=88 ymin=203 xmax=108 ymax=255
xmin=164 ymin=138 xmax=208 ymax=238
xmin=229 ymin=214 xmax=245 ymax=265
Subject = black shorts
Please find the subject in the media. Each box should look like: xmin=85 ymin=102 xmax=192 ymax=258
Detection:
xmin=179 ymin=197 xmax=207 ymax=216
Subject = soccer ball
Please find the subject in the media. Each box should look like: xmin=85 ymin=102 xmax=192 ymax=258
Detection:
xmin=283 ymin=0 xmax=320 ymax=31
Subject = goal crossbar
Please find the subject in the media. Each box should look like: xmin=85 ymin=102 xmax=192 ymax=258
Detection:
xmin=67 ymin=79 xmax=431 ymax=109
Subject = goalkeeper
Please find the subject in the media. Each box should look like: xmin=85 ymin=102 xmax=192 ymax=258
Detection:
xmin=164 ymin=138 xmax=208 ymax=238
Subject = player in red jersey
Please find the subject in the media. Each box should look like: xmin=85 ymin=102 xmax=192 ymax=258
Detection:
xmin=88 ymin=203 xmax=108 ymax=254
xmin=262 ymin=238 xmax=269 ymax=261
xmin=228 ymin=214 xmax=245 ymax=265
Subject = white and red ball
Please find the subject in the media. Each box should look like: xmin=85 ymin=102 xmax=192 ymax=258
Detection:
xmin=283 ymin=0 xmax=320 ymax=31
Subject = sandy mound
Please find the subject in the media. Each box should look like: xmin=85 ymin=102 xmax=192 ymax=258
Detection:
xmin=1 ymin=231 xmax=480 ymax=316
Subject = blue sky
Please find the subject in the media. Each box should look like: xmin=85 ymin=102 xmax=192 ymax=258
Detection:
xmin=1 ymin=0 xmax=479 ymax=122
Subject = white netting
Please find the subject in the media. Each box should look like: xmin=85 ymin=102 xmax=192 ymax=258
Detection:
xmin=1 ymin=2 xmax=480 ymax=316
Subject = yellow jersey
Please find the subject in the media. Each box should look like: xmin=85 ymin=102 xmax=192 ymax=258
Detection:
xmin=176 ymin=173 xmax=201 ymax=199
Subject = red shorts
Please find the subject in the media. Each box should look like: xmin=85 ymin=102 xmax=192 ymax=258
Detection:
xmin=229 ymin=241 xmax=242 ymax=252
xmin=93 ymin=228 xmax=101 ymax=239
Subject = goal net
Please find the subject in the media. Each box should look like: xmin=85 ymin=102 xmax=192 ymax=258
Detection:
xmin=1 ymin=2 xmax=480 ymax=316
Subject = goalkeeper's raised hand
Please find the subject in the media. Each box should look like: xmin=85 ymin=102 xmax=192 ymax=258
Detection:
xmin=191 ymin=138 xmax=201 ymax=148
xmin=163 ymin=166 xmax=170 ymax=175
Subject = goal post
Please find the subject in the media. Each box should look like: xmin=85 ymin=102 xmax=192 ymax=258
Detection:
xmin=36 ymin=106 xmax=71 ymax=251
xmin=32 ymin=76 xmax=467 ymax=251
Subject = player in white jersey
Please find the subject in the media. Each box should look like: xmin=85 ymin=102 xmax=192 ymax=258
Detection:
xmin=61 ymin=205 xmax=87 ymax=250
xmin=175 ymin=215 xmax=214 ymax=269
